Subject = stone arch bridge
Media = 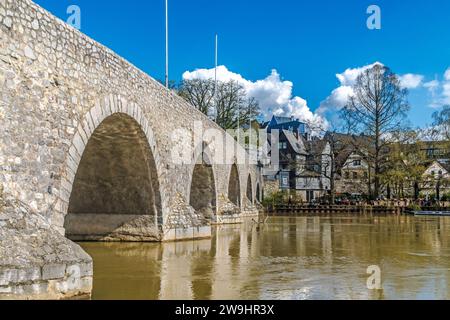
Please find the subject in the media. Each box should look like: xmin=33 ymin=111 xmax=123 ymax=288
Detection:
xmin=0 ymin=0 xmax=262 ymax=299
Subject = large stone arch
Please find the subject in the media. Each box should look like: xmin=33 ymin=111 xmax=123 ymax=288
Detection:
xmin=58 ymin=96 xmax=164 ymax=241
xmin=188 ymin=143 xmax=218 ymax=221
xmin=228 ymin=164 xmax=241 ymax=207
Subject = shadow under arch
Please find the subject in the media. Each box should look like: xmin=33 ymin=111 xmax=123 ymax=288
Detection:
xmin=228 ymin=164 xmax=241 ymax=207
xmin=64 ymin=112 xmax=162 ymax=241
xmin=189 ymin=145 xmax=218 ymax=221
xmin=246 ymin=174 xmax=253 ymax=204
xmin=256 ymin=183 xmax=261 ymax=203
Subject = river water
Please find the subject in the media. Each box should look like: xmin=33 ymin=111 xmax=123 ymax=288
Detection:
xmin=79 ymin=215 xmax=450 ymax=300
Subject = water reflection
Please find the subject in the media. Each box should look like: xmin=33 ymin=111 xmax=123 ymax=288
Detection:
xmin=80 ymin=216 xmax=450 ymax=300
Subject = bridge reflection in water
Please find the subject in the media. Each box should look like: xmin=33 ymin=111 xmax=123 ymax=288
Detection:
xmin=80 ymin=216 xmax=450 ymax=300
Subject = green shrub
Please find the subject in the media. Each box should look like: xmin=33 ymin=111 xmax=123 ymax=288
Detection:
xmin=408 ymin=203 xmax=422 ymax=211
xmin=262 ymin=191 xmax=286 ymax=207
xmin=441 ymin=193 xmax=450 ymax=201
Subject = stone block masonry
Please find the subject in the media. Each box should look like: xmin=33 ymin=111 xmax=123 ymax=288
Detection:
xmin=0 ymin=0 xmax=262 ymax=299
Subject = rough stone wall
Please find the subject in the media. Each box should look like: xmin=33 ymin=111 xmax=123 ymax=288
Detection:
xmin=0 ymin=189 xmax=92 ymax=299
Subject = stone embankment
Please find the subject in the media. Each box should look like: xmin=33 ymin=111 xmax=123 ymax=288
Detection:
xmin=0 ymin=186 xmax=92 ymax=299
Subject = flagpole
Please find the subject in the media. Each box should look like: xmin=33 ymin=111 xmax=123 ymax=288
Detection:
xmin=215 ymin=34 xmax=218 ymax=87
xmin=165 ymin=0 xmax=169 ymax=88
xmin=214 ymin=34 xmax=218 ymax=122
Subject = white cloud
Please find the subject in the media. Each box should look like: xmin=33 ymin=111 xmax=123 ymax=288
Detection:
xmin=445 ymin=68 xmax=450 ymax=81
xmin=183 ymin=63 xmax=432 ymax=131
xmin=424 ymin=80 xmax=439 ymax=90
xmin=183 ymin=66 xmax=327 ymax=129
xmin=424 ymin=80 xmax=440 ymax=108
xmin=335 ymin=62 xmax=383 ymax=87
xmin=398 ymin=73 xmax=424 ymax=89
xmin=183 ymin=65 xmax=247 ymax=83
xmin=423 ymin=68 xmax=450 ymax=108
xmin=318 ymin=62 xmax=426 ymax=115
xmin=317 ymin=62 xmax=383 ymax=114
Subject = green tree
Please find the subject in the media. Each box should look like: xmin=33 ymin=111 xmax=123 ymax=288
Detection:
xmin=381 ymin=130 xmax=426 ymax=199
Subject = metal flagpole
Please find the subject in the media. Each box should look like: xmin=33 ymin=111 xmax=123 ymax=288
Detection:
xmin=214 ymin=34 xmax=218 ymax=122
xmin=165 ymin=0 xmax=169 ymax=88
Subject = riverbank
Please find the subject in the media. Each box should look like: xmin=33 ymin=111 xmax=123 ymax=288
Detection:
xmin=266 ymin=204 xmax=450 ymax=217
xmin=268 ymin=205 xmax=406 ymax=216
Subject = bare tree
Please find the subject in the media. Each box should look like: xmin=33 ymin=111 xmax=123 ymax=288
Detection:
xmin=305 ymin=121 xmax=353 ymax=204
xmin=178 ymin=79 xmax=260 ymax=130
xmin=178 ymin=79 xmax=216 ymax=116
xmin=432 ymin=105 xmax=450 ymax=144
xmin=340 ymin=64 xmax=410 ymax=198
xmin=215 ymin=80 xmax=260 ymax=130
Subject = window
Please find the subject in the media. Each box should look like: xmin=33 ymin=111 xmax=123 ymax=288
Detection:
xmin=353 ymin=160 xmax=361 ymax=166
xmin=345 ymin=172 xmax=350 ymax=179
xmin=279 ymin=142 xmax=287 ymax=150
xmin=364 ymin=172 xmax=368 ymax=179
xmin=353 ymin=172 xmax=358 ymax=179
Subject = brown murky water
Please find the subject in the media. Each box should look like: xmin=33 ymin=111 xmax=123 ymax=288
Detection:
xmin=80 ymin=215 xmax=450 ymax=300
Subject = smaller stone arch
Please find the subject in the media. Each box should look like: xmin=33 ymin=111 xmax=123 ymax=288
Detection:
xmin=256 ymin=183 xmax=261 ymax=203
xmin=228 ymin=163 xmax=241 ymax=208
xmin=246 ymin=174 xmax=253 ymax=204
xmin=188 ymin=143 xmax=218 ymax=220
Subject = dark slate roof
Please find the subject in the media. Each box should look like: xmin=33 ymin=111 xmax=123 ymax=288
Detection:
xmin=273 ymin=116 xmax=293 ymax=124
xmin=437 ymin=160 xmax=450 ymax=173
xmin=267 ymin=116 xmax=307 ymax=133
xmin=305 ymin=139 xmax=329 ymax=155
xmin=298 ymin=169 xmax=322 ymax=178
xmin=281 ymin=130 xmax=308 ymax=155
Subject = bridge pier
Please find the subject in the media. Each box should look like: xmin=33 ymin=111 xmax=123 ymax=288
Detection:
xmin=0 ymin=191 xmax=93 ymax=300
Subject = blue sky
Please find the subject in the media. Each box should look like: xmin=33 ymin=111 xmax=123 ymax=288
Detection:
xmin=34 ymin=0 xmax=450 ymax=128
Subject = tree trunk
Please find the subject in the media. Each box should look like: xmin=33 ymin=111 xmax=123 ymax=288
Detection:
xmin=330 ymin=177 xmax=336 ymax=204
xmin=414 ymin=182 xmax=419 ymax=200
xmin=436 ymin=180 xmax=441 ymax=201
